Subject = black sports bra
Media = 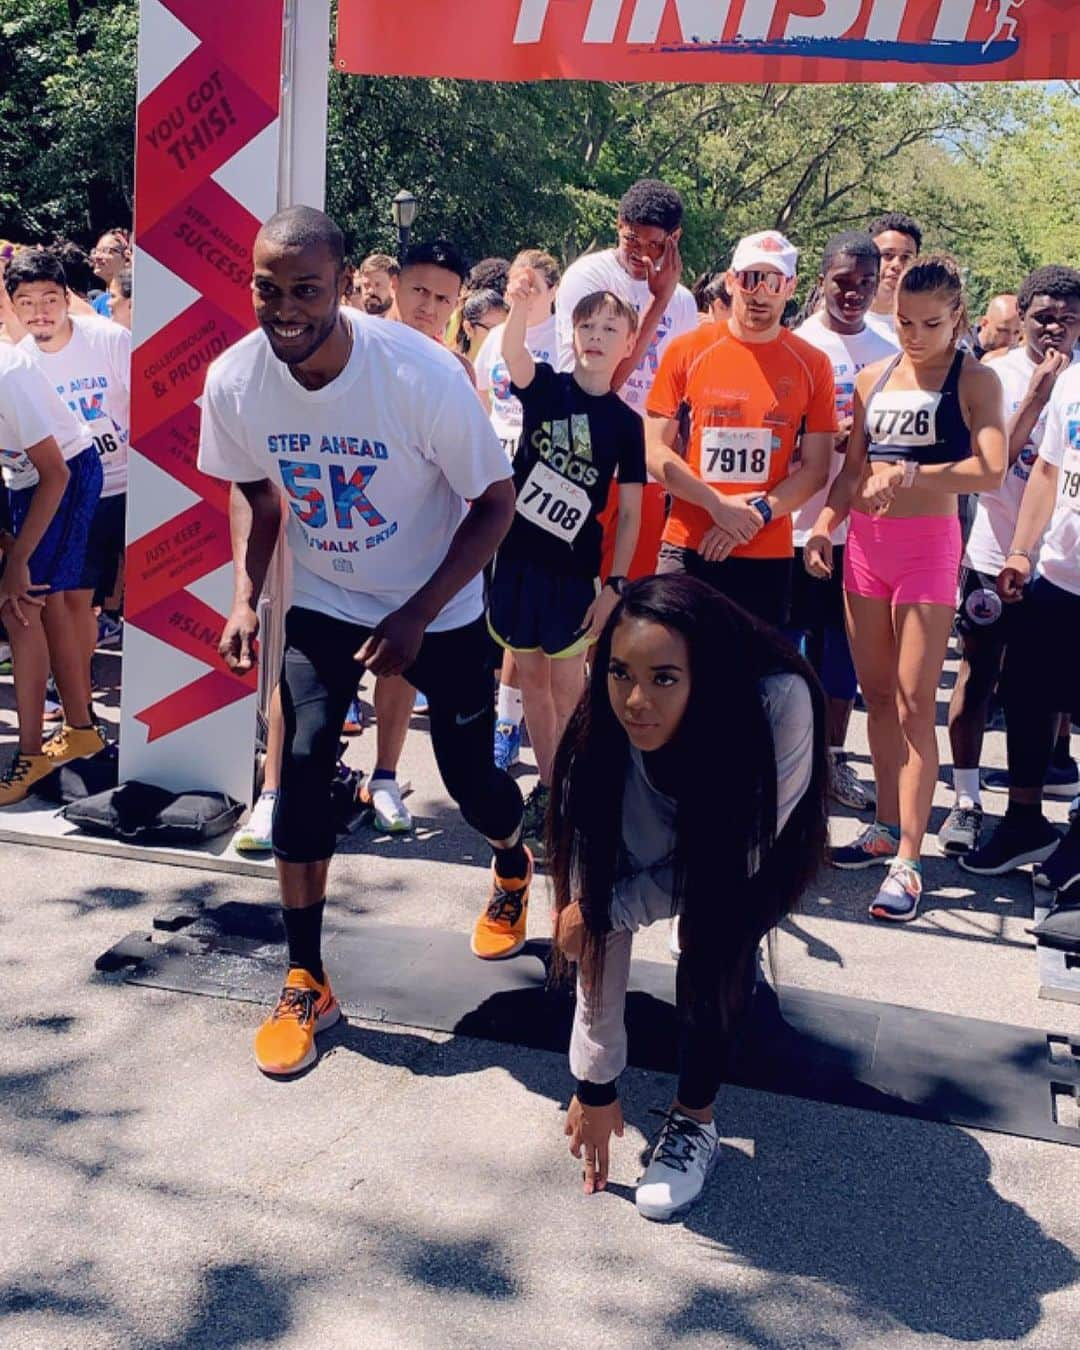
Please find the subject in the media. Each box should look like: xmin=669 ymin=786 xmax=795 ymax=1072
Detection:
xmin=864 ymin=349 xmax=969 ymax=466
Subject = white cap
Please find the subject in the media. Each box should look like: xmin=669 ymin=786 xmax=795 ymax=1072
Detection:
xmin=730 ymin=231 xmax=798 ymax=279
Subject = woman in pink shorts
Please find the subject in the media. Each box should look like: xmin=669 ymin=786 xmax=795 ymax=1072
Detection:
xmin=806 ymin=256 xmax=1005 ymax=921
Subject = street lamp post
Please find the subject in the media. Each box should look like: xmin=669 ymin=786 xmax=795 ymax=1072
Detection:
xmin=392 ymin=189 xmax=418 ymax=263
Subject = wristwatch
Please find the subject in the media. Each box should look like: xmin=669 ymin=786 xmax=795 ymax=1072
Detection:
xmin=605 ymin=575 xmax=627 ymax=596
xmin=749 ymin=497 xmax=773 ymax=525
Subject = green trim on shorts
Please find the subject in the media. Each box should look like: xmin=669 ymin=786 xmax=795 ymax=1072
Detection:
xmin=485 ymin=591 xmax=597 ymax=661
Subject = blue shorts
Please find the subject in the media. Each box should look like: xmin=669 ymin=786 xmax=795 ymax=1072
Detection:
xmin=487 ymin=555 xmax=597 ymax=658
xmin=9 ymin=446 xmax=103 ymax=593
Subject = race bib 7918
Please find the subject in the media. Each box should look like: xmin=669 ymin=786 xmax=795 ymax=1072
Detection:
xmin=701 ymin=427 xmax=771 ymax=484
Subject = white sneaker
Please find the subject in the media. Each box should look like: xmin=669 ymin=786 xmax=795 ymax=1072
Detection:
xmin=363 ymin=777 xmax=413 ymax=833
xmin=234 ymin=791 xmax=277 ymax=852
xmin=635 ymin=1110 xmax=719 ymax=1222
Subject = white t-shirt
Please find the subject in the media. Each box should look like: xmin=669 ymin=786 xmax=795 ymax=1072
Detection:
xmin=475 ymin=313 xmax=557 ymax=451
xmin=965 ymin=345 xmax=1078 ymax=576
xmin=0 ymin=343 xmax=93 ymax=491
xmin=554 ymin=248 xmax=698 ymax=415
xmin=198 ymin=310 xmax=512 ymax=631
xmin=19 ymin=315 xmax=131 ymax=498
xmin=865 ymin=309 xmax=898 ymax=342
xmin=1034 ymin=363 xmax=1080 ymax=598
xmin=791 ymin=313 xmax=898 ymax=546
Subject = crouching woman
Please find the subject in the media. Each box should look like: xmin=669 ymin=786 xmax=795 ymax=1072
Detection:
xmin=550 ymin=574 xmax=827 ymax=1220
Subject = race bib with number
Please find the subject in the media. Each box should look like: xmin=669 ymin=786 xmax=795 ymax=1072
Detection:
xmin=700 ymin=427 xmax=772 ymax=485
xmin=516 ymin=461 xmax=590 ymax=542
xmin=1062 ymin=426 xmax=1080 ymax=513
xmin=867 ymin=390 xmax=941 ymax=450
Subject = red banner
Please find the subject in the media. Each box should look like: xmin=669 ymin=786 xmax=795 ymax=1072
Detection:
xmin=336 ymin=0 xmax=1079 ymax=83
xmin=128 ymin=0 xmax=282 ymax=748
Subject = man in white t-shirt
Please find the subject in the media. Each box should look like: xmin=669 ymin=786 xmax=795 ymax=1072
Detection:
xmin=864 ymin=212 xmax=922 ymax=343
xmin=792 ymin=231 xmax=897 ymax=813
xmin=6 ymin=248 xmax=115 ymax=765
xmin=0 ymin=339 xmax=101 ymax=804
xmin=942 ymin=266 xmax=1080 ymax=856
xmin=555 ymin=179 xmax=697 ymax=578
xmin=15 ymin=251 xmax=131 ymax=658
xmin=198 ymin=206 xmax=528 ymax=1079
xmin=960 ymin=355 xmax=1080 ymax=888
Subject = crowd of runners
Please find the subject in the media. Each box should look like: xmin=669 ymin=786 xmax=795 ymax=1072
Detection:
xmin=1 ymin=182 xmax=1079 ymax=1221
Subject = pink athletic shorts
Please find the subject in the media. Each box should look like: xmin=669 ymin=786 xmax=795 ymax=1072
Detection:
xmin=844 ymin=510 xmax=961 ymax=608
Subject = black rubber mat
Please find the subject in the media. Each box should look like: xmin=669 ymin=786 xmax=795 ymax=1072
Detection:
xmin=96 ymin=900 xmax=1080 ymax=1146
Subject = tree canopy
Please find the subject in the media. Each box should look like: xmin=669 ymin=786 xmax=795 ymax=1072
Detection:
xmin=1 ymin=1 xmax=1076 ymax=311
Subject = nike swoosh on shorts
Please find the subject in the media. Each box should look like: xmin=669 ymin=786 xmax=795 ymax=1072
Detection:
xmin=455 ymin=708 xmax=487 ymax=727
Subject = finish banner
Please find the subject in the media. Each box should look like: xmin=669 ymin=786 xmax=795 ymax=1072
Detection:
xmin=336 ymin=1 xmax=1077 ymax=83
xmin=123 ymin=0 xmax=284 ymax=803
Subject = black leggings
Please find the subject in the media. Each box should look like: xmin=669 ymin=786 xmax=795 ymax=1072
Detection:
xmin=674 ymin=952 xmax=758 ymax=1111
xmin=274 ymin=606 xmax=523 ymax=862
xmin=1002 ymin=577 xmax=1080 ymax=791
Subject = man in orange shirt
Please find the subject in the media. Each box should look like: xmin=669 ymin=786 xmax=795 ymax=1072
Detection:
xmin=645 ymin=231 xmax=835 ymax=628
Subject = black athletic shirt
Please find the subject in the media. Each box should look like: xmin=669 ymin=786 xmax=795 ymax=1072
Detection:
xmin=864 ymin=348 xmax=970 ymax=466
xmin=501 ymin=363 xmax=646 ymax=578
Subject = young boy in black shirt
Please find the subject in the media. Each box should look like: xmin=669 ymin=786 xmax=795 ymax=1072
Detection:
xmin=486 ymin=265 xmax=644 ymax=860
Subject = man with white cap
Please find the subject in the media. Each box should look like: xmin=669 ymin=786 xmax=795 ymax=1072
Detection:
xmin=644 ymin=230 xmax=835 ymax=627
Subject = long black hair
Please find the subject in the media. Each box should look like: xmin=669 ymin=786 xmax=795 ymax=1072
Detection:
xmin=549 ymin=574 xmax=828 ymax=1025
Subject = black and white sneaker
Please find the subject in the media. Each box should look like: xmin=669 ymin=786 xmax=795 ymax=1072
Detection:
xmin=635 ymin=1110 xmax=719 ymax=1222
xmin=1033 ymin=827 xmax=1080 ymax=893
xmin=959 ymin=815 xmax=1061 ymax=877
xmin=938 ymin=803 xmax=983 ymax=855
xmin=983 ymin=761 xmax=1080 ymax=800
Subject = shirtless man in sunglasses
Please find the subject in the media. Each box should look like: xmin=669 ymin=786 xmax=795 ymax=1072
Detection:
xmin=643 ymin=231 xmax=835 ymax=630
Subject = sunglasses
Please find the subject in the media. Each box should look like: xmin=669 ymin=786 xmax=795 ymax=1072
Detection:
xmin=733 ymin=269 xmax=788 ymax=296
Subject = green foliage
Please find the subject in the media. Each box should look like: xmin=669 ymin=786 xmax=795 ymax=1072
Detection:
xmin=0 ymin=0 xmax=137 ymax=243
xmin=0 ymin=0 xmax=1075 ymax=319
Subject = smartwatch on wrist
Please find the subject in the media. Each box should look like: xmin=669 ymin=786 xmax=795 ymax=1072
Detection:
xmin=605 ymin=575 xmax=627 ymax=596
xmin=749 ymin=497 xmax=773 ymax=525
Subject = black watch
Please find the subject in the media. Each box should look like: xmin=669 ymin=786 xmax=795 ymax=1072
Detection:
xmin=605 ymin=575 xmax=627 ymax=596
xmin=749 ymin=497 xmax=773 ymax=525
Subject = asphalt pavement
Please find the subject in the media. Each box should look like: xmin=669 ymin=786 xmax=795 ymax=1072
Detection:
xmin=2 ymin=649 xmax=1079 ymax=1348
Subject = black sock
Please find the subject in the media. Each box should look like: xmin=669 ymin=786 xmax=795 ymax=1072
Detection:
xmin=493 ymin=841 xmax=529 ymax=880
xmin=1004 ymin=800 xmax=1041 ymax=827
xmin=282 ymin=902 xmax=325 ymax=983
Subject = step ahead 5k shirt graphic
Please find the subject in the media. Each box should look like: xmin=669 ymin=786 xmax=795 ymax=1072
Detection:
xmin=198 ymin=310 xmax=512 ymax=632
xmin=20 ymin=315 xmax=132 ymax=498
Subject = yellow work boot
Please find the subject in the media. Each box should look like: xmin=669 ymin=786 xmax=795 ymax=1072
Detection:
xmin=0 ymin=753 xmax=53 ymax=806
xmin=43 ymin=724 xmax=105 ymax=763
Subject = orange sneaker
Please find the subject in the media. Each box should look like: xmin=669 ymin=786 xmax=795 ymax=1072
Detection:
xmin=253 ymin=967 xmax=341 ymax=1076
xmin=471 ymin=849 xmax=533 ymax=960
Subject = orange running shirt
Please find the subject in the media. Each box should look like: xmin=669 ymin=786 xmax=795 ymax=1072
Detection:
xmin=647 ymin=321 xmax=836 ymax=559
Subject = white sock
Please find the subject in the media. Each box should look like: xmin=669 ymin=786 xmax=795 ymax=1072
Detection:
xmin=954 ymin=767 xmax=982 ymax=810
xmin=496 ymin=683 xmax=523 ymax=726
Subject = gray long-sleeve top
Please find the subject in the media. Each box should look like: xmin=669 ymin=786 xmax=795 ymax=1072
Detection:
xmin=569 ymin=672 xmax=815 ymax=1092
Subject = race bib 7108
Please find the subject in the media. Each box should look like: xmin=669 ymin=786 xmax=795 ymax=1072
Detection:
xmin=516 ymin=461 xmax=590 ymax=541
